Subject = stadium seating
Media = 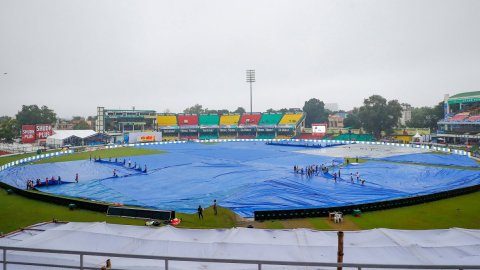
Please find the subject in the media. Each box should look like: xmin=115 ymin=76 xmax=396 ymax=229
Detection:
xmin=258 ymin=113 xmax=283 ymax=125
xmin=467 ymin=115 xmax=480 ymax=121
xmin=179 ymin=135 xmax=198 ymax=140
xmin=278 ymin=113 xmax=303 ymax=125
xmin=239 ymin=114 xmax=261 ymax=125
xmin=449 ymin=112 xmax=469 ymax=121
xmin=199 ymin=115 xmax=220 ymax=126
xmin=219 ymin=135 xmax=237 ymax=139
xmin=162 ymin=136 xmax=177 ymax=141
xmin=156 ymin=115 xmax=178 ymax=127
xmin=220 ymin=115 xmax=240 ymax=126
xmin=178 ymin=115 xmax=199 ymax=126
xmin=275 ymin=135 xmax=293 ymax=139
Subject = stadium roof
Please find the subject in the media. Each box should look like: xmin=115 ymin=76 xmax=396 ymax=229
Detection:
xmin=448 ymin=91 xmax=480 ymax=104
xmin=0 ymin=222 xmax=479 ymax=269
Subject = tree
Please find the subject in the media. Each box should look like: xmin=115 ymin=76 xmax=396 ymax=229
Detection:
xmin=406 ymin=101 xmax=444 ymax=130
xmin=217 ymin=109 xmax=230 ymax=115
xmin=234 ymin=107 xmax=246 ymax=114
xmin=183 ymin=104 xmax=206 ymax=114
xmin=358 ymin=95 xmax=402 ymax=139
xmin=343 ymin=108 xmax=361 ymax=129
xmin=302 ymin=98 xmax=329 ymax=127
xmin=73 ymin=120 xmax=91 ymax=130
xmin=266 ymin=108 xmax=276 ymax=113
xmin=15 ymin=105 xmax=56 ymax=132
xmin=0 ymin=116 xmax=17 ymax=142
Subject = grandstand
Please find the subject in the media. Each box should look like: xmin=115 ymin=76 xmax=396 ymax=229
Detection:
xmin=96 ymin=107 xmax=156 ymax=134
xmin=178 ymin=114 xmax=199 ymax=140
xmin=147 ymin=112 xmax=306 ymax=141
xmin=256 ymin=113 xmax=283 ymax=139
xmin=198 ymin=114 xmax=219 ymax=140
xmin=157 ymin=114 xmax=178 ymax=141
xmin=258 ymin=113 xmax=283 ymax=125
xmin=239 ymin=113 xmax=261 ymax=126
xmin=219 ymin=114 xmax=240 ymax=126
xmin=157 ymin=115 xmax=178 ymax=126
xmin=277 ymin=113 xmax=305 ymax=139
xmin=199 ymin=114 xmax=220 ymax=126
xmin=178 ymin=114 xmax=199 ymax=126
xmin=437 ymin=91 xmax=480 ymax=145
xmin=238 ymin=113 xmax=261 ymax=139
xmin=219 ymin=114 xmax=241 ymax=139
xmin=278 ymin=113 xmax=303 ymax=125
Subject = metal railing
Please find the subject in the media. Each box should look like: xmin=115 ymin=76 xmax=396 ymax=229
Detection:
xmin=1 ymin=245 xmax=479 ymax=270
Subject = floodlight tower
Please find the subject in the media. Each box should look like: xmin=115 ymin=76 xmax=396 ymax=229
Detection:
xmin=246 ymin=70 xmax=256 ymax=114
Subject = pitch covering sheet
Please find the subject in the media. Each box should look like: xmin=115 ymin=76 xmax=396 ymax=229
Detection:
xmin=1 ymin=142 xmax=479 ymax=217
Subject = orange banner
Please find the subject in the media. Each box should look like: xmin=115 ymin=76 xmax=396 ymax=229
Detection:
xmin=139 ymin=135 xmax=155 ymax=142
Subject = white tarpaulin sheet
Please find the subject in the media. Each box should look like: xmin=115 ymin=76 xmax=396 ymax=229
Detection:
xmin=0 ymin=222 xmax=479 ymax=269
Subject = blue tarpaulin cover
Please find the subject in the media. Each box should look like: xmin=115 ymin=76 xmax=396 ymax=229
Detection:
xmin=376 ymin=153 xmax=480 ymax=167
xmin=1 ymin=142 xmax=479 ymax=217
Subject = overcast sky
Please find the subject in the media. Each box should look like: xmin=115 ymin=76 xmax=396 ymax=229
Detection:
xmin=1 ymin=0 xmax=479 ymax=118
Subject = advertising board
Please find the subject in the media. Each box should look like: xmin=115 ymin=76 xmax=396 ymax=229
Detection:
xmin=21 ymin=125 xmax=36 ymax=143
xmin=312 ymin=123 xmax=327 ymax=135
xmin=35 ymin=124 xmax=52 ymax=139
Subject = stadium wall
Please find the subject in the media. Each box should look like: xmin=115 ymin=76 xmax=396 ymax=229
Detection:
xmin=254 ymin=184 xmax=480 ymax=221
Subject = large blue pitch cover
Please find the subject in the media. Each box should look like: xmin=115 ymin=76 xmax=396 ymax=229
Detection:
xmin=1 ymin=142 xmax=479 ymax=217
xmin=376 ymin=153 xmax=480 ymax=167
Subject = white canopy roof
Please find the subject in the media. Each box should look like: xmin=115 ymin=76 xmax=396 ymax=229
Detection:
xmin=48 ymin=130 xmax=97 ymax=140
xmin=0 ymin=222 xmax=478 ymax=269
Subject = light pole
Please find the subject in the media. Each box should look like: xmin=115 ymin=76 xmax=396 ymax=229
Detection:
xmin=246 ymin=70 xmax=255 ymax=114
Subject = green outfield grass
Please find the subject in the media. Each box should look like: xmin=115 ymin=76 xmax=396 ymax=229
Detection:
xmin=0 ymin=189 xmax=145 ymax=234
xmin=0 ymin=152 xmax=43 ymax=166
xmin=0 ymin=147 xmax=165 ymax=167
xmin=0 ymin=188 xmax=236 ymax=234
xmin=33 ymin=147 xmax=165 ymax=164
xmin=351 ymin=191 xmax=480 ymax=229
xmin=1 ymin=186 xmax=478 ymax=234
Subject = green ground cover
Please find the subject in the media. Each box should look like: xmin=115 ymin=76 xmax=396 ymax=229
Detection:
xmin=0 ymin=148 xmax=165 ymax=167
xmin=1 ymin=187 xmax=478 ymax=234
xmin=351 ymin=191 xmax=480 ymax=229
xmin=0 ymin=190 xmax=144 ymax=234
xmin=0 ymin=152 xmax=42 ymax=166
xmin=33 ymin=147 xmax=165 ymax=164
